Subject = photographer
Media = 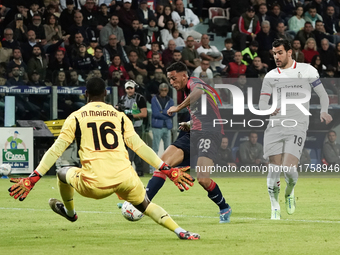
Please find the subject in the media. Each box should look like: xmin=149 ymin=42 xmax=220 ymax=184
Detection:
xmin=116 ymin=80 xmax=147 ymax=176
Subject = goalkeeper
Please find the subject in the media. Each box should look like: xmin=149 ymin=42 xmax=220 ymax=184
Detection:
xmin=8 ymin=77 xmax=199 ymax=240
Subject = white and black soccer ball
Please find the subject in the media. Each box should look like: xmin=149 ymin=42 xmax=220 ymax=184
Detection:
xmin=0 ymin=164 xmax=12 ymax=176
xmin=121 ymin=201 xmax=144 ymax=221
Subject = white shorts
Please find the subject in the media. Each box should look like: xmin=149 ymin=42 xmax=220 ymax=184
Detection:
xmin=263 ymin=124 xmax=307 ymax=160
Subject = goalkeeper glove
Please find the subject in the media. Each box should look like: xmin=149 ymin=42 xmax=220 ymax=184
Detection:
xmin=8 ymin=170 xmax=41 ymax=201
xmin=159 ymin=163 xmax=194 ymax=192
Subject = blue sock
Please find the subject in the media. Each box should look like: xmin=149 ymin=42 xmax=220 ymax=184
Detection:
xmin=146 ymin=172 xmax=166 ymax=201
xmin=206 ymin=180 xmax=229 ymax=211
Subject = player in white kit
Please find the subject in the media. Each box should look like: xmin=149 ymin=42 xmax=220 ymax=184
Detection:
xmin=259 ymin=39 xmax=333 ymax=220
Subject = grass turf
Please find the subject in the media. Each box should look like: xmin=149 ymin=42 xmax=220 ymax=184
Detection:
xmin=1 ymin=175 xmax=340 ymax=255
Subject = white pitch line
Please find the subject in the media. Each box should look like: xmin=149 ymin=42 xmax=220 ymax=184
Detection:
xmin=1 ymin=207 xmax=340 ymax=224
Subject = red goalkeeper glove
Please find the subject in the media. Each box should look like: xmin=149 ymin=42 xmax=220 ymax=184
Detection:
xmin=159 ymin=163 xmax=194 ymax=192
xmin=8 ymin=170 xmax=41 ymax=201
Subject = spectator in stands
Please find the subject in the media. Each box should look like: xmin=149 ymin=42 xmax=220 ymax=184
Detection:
xmin=255 ymin=21 xmax=275 ymax=68
xmin=68 ymin=69 xmax=85 ymax=86
xmin=27 ymin=1 xmax=42 ymax=25
xmin=81 ymin=0 xmax=101 ymax=35
xmin=158 ymin=5 xmax=173 ymax=29
xmin=302 ymin=37 xmax=319 ymax=63
xmin=103 ymin=34 xmax=129 ymax=65
xmin=229 ymin=0 xmax=250 ymax=24
xmin=319 ymin=38 xmax=337 ymax=69
xmin=27 ymin=45 xmax=48 ymax=81
xmin=73 ymin=43 xmax=98 ymax=75
xmin=197 ymin=34 xmax=224 ymax=75
xmin=146 ymin=52 xmax=164 ymax=79
xmin=87 ymin=37 xmax=99 ymax=56
xmin=7 ymin=66 xmax=26 ymax=85
xmin=124 ymin=49 xmax=147 ymax=79
xmin=288 ymin=5 xmax=305 ymax=35
xmin=118 ymin=0 xmax=138 ymax=40
xmin=232 ymin=6 xmax=261 ymax=51
xmin=67 ymin=32 xmax=85 ymax=64
xmin=125 ymin=35 xmax=148 ymax=65
xmin=8 ymin=13 xmax=28 ymax=43
xmin=192 ymin=59 xmax=213 ymax=79
xmin=323 ymin=5 xmax=340 ymax=43
xmin=172 ymin=29 xmax=185 ymax=50
xmin=292 ymin=39 xmax=305 ymax=63
xmin=299 ymin=148 xmax=311 ymax=171
xmin=108 ymin=55 xmax=130 ymax=81
xmin=268 ymin=3 xmax=287 ymax=32
xmin=150 ymin=83 xmax=174 ymax=173
xmin=7 ymin=48 xmax=28 ymax=82
xmin=69 ymin=11 xmax=90 ymax=44
xmin=310 ymin=55 xmax=325 ymax=76
xmin=215 ymin=136 xmax=236 ymax=168
xmin=160 ymin=19 xmax=175 ymax=48
xmin=144 ymin=18 xmax=161 ymax=50
xmin=59 ymin=0 xmax=76 ymax=34
xmin=162 ymin=40 xmax=177 ymax=68
xmin=27 ymin=70 xmax=46 ymax=86
xmin=4 ymin=2 xmax=26 ymax=28
xmin=239 ymin=132 xmax=264 ymax=166
xmin=124 ymin=19 xmax=147 ymax=50
xmin=137 ymin=0 xmax=155 ymax=29
xmin=226 ymin=51 xmax=247 ymax=78
xmin=99 ymin=15 xmax=125 ymax=47
xmin=313 ymin=20 xmax=334 ymax=48
xmin=241 ymin=40 xmax=259 ymax=66
xmin=92 ymin=46 xmax=109 ymax=78
xmin=180 ymin=36 xmax=200 ymax=72
xmin=54 ymin=70 xmax=67 ymax=86
xmin=323 ymin=130 xmax=340 ymax=166
xmin=146 ymin=67 xmax=167 ymax=102
xmin=118 ymin=80 xmax=147 ymax=176
xmin=276 ymin=22 xmax=294 ymax=41
xmin=295 ymin=21 xmax=315 ymax=49
xmin=245 ymin=56 xmax=267 ymax=78
xmin=257 ymin=3 xmax=269 ymax=23
xmin=155 ymin=3 xmax=164 ymax=24
xmin=2 ymin=28 xmax=20 ymax=50
xmin=109 ymin=70 xmax=126 ymax=97
xmin=44 ymin=14 xmax=63 ymax=45
xmin=171 ymin=0 xmax=201 ymax=40
xmin=221 ymin=38 xmax=236 ymax=67
xmin=146 ymin=42 xmax=162 ymax=61
xmin=97 ymin=3 xmax=111 ymax=27
xmin=304 ymin=5 xmax=323 ymax=28
xmin=335 ymin=42 xmax=340 ymax=73
xmin=47 ymin=49 xmax=71 ymax=77
xmin=28 ymin=14 xmax=47 ymax=46
xmin=108 ymin=0 xmax=121 ymax=13
xmin=21 ymin=31 xmax=42 ymax=65
xmin=170 ymin=50 xmax=184 ymax=66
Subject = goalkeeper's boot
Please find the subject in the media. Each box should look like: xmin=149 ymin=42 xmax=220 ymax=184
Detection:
xmin=219 ymin=207 xmax=232 ymax=223
xmin=49 ymin=198 xmax=78 ymax=222
xmin=271 ymin=209 xmax=281 ymax=220
xmin=117 ymin=203 xmax=123 ymax=209
xmin=285 ymin=194 xmax=296 ymax=215
xmin=178 ymin=231 xmax=200 ymax=240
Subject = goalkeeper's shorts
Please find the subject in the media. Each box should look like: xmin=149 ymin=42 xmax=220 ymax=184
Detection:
xmin=66 ymin=165 xmax=146 ymax=205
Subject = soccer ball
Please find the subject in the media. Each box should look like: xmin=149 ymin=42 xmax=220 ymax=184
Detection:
xmin=121 ymin=201 xmax=144 ymax=221
xmin=0 ymin=164 xmax=12 ymax=176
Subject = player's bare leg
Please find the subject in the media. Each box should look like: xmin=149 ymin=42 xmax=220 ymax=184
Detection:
xmin=49 ymin=166 xmax=78 ymax=222
xmin=196 ymin=156 xmax=232 ymax=223
xmin=268 ymin=154 xmax=282 ymax=220
xmin=282 ymin=153 xmax=299 ymax=215
xmin=133 ymin=195 xmax=200 ymax=240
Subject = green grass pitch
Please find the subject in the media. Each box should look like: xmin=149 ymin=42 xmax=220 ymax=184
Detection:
xmin=1 ymin=175 xmax=340 ymax=255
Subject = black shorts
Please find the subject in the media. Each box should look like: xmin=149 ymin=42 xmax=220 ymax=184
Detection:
xmin=172 ymin=130 xmax=221 ymax=164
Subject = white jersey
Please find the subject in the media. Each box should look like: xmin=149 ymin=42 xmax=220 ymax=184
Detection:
xmin=261 ymin=61 xmax=320 ymax=129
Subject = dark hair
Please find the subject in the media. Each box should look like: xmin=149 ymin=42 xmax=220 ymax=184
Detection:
xmin=308 ymin=5 xmax=317 ymax=11
xmin=224 ymin=38 xmax=233 ymax=44
xmin=128 ymin=49 xmax=138 ymax=56
xmin=166 ymin=61 xmax=188 ymax=73
xmin=311 ymin=54 xmax=322 ymax=73
xmin=315 ymin=20 xmax=323 ymax=24
xmin=328 ymin=130 xmax=336 ymax=135
xmin=151 ymin=41 xmax=159 ymax=46
xmin=86 ymin=77 xmax=106 ymax=96
xmin=46 ymin=13 xmax=58 ymax=26
xmin=272 ymin=3 xmax=280 ymax=9
xmin=95 ymin=46 xmax=103 ymax=51
xmin=259 ymin=3 xmax=267 ymax=8
xmin=305 ymin=21 xmax=312 ymax=26
xmin=100 ymin=3 xmax=107 ymax=8
xmin=272 ymin=39 xmax=292 ymax=51
xmin=152 ymin=52 xmax=160 ymax=57
xmin=51 ymin=34 xmax=60 ymax=41
xmin=173 ymin=49 xmax=181 ymax=54
xmin=166 ymin=19 xmax=176 ymax=33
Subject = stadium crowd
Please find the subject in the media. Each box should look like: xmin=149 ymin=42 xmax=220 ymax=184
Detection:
xmin=0 ymin=0 xmax=338 ymax=173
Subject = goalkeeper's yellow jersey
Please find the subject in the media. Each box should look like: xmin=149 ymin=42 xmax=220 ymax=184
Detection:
xmin=58 ymin=101 xmax=137 ymax=187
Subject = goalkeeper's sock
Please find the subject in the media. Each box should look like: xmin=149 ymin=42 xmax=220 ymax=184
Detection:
xmin=57 ymin=177 xmax=75 ymax=217
xmin=146 ymin=171 xmax=166 ymax=201
xmin=205 ymin=180 xmax=229 ymax=211
xmin=144 ymin=202 xmax=179 ymax=232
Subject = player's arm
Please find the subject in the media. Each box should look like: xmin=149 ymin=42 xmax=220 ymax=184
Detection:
xmin=258 ymin=76 xmax=279 ymax=115
xmin=167 ymin=85 xmax=204 ymax=115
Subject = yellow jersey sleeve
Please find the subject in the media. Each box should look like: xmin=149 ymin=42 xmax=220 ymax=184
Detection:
xmin=122 ymin=114 xmax=137 ymax=139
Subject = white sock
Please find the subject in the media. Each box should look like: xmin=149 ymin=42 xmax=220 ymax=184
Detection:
xmin=174 ymin=227 xmax=186 ymax=235
xmin=284 ymin=166 xmax=298 ymax=197
xmin=267 ymin=164 xmax=281 ymax=211
xmin=65 ymin=208 xmax=76 ymax=217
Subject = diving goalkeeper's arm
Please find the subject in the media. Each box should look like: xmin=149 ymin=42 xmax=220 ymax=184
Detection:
xmin=8 ymin=138 xmax=70 ymax=201
xmin=125 ymin=133 xmax=194 ymax=191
